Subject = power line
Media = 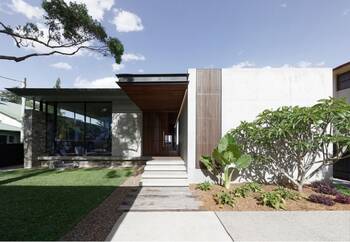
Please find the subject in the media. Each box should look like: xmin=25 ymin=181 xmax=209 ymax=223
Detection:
xmin=0 ymin=75 xmax=23 ymax=83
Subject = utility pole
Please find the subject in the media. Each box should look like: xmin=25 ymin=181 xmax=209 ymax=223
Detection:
xmin=20 ymin=78 xmax=27 ymax=142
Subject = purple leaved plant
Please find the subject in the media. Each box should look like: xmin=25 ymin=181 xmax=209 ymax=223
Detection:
xmin=334 ymin=194 xmax=350 ymax=204
xmin=308 ymin=194 xmax=335 ymax=206
xmin=311 ymin=181 xmax=338 ymax=196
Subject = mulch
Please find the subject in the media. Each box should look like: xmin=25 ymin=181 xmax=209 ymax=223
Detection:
xmin=190 ymin=183 xmax=350 ymax=211
xmin=60 ymin=167 xmax=142 ymax=241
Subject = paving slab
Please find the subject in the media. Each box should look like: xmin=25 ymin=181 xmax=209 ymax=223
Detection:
xmin=216 ymin=211 xmax=350 ymax=241
xmin=118 ymin=187 xmax=202 ymax=211
xmin=108 ymin=211 xmax=233 ymax=241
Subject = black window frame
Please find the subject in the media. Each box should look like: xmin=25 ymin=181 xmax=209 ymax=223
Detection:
xmin=337 ymin=71 xmax=350 ymax=91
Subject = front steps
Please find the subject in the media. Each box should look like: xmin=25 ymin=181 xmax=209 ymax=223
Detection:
xmin=141 ymin=158 xmax=188 ymax=187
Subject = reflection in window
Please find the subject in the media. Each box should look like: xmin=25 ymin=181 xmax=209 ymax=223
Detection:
xmin=85 ymin=103 xmax=112 ymax=156
xmin=56 ymin=103 xmax=85 ymax=155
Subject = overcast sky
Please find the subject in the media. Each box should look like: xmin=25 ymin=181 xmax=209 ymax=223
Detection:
xmin=0 ymin=0 xmax=349 ymax=89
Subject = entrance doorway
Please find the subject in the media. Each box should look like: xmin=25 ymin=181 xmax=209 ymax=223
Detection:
xmin=143 ymin=112 xmax=178 ymax=156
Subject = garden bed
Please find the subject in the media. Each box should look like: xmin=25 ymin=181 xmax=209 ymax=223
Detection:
xmin=190 ymin=183 xmax=350 ymax=211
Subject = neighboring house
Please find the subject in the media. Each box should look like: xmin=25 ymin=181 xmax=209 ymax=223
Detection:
xmin=0 ymin=101 xmax=22 ymax=144
xmin=8 ymin=66 xmax=340 ymax=185
xmin=332 ymin=62 xmax=350 ymax=180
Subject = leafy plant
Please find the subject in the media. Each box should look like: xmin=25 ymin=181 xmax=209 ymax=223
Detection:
xmin=232 ymin=182 xmax=262 ymax=198
xmin=200 ymin=134 xmax=252 ymax=189
xmin=311 ymin=181 xmax=338 ymax=196
xmin=273 ymin=186 xmax=300 ymax=200
xmin=308 ymin=194 xmax=335 ymax=206
xmin=0 ymin=0 xmax=124 ymax=63
xmin=232 ymin=98 xmax=350 ymax=192
xmin=260 ymin=191 xmax=285 ymax=210
xmin=335 ymin=184 xmax=350 ymax=196
xmin=215 ymin=191 xmax=235 ymax=207
xmin=334 ymin=194 xmax=350 ymax=204
xmin=196 ymin=181 xmax=212 ymax=191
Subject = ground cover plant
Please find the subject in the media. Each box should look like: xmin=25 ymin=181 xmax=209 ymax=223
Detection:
xmin=196 ymin=181 xmax=212 ymax=191
xmin=260 ymin=191 xmax=286 ymax=209
xmin=308 ymin=194 xmax=335 ymax=206
xmin=311 ymin=181 xmax=338 ymax=195
xmin=335 ymin=184 xmax=350 ymax=196
xmin=0 ymin=168 xmax=132 ymax=241
xmin=215 ymin=191 xmax=235 ymax=207
xmin=232 ymin=98 xmax=350 ymax=192
xmin=200 ymin=134 xmax=252 ymax=189
xmin=334 ymin=194 xmax=350 ymax=204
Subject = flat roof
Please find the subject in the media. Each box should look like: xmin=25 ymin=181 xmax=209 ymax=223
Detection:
xmin=7 ymin=88 xmax=129 ymax=102
xmin=116 ymin=73 xmax=189 ymax=83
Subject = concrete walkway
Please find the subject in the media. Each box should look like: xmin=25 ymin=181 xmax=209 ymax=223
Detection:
xmin=118 ymin=187 xmax=202 ymax=211
xmin=108 ymin=211 xmax=350 ymax=241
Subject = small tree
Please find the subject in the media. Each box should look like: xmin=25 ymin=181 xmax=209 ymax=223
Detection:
xmin=200 ymin=134 xmax=252 ymax=189
xmin=232 ymin=98 xmax=350 ymax=192
xmin=54 ymin=78 xmax=61 ymax=88
xmin=0 ymin=0 xmax=123 ymax=63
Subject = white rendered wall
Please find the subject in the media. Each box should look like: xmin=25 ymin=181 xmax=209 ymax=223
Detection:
xmin=111 ymin=100 xmax=142 ymax=158
xmin=221 ymin=68 xmax=333 ymax=134
xmin=0 ymin=113 xmax=22 ymax=128
xmin=187 ymin=68 xmax=333 ymax=183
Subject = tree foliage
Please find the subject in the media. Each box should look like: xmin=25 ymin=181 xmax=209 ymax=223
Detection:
xmin=0 ymin=89 xmax=21 ymax=104
xmin=0 ymin=0 xmax=123 ymax=63
xmin=200 ymin=134 xmax=252 ymax=189
xmin=231 ymin=98 xmax=350 ymax=192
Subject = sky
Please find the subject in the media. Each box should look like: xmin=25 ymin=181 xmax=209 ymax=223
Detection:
xmin=0 ymin=0 xmax=349 ymax=89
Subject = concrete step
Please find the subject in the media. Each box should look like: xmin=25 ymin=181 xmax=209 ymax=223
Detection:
xmin=146 ymin=160 xmax=185 ymax=165
xmin=141 ymin=178 xmax=189 ymax=187
xmin=144 ymin=165 xmax=186 ymax=171
xmin=142 ymin=171 xmax=188 ymax=179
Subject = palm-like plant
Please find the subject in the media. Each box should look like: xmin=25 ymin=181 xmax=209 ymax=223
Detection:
xmin=200 ymin=134 xmax=252 ymax=189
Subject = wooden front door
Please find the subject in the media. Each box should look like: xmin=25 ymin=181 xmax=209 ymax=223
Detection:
xmin=143 ymin=112 xmax=178 ymax=156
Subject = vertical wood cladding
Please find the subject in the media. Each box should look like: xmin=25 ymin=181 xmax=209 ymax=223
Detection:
xmin=196 ymin=69 xmax=222 ymax=168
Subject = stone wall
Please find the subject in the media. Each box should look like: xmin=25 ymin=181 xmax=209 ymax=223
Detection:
xmin=23 ymin=110 xmax=46 ymax=168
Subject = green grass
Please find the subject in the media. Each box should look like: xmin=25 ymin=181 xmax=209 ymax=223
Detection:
xmin=0 ymin=168 xmax=132 ymax=241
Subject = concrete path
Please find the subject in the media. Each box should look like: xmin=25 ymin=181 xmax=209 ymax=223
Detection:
xmin=118 ymin=187 xmax=202 ymax=211
xmin=108 ymin=212 xmax=232 ymax=241
xmin=108 ymin=211 xmax=350 ymax=241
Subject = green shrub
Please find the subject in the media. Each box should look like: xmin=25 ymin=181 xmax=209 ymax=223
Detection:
xmin=215 ymin=191 xmax=235 ymax=207
xmin=260 ymin=191 xmax=286 ymax=210
xmin=274 ymin=186 xmax=300 ymax=200
xmin=196 ymin=181 xmax=212 ymax=191
xmin=335 ymin=184 xmax=350 ymax=196
xmin=246 ymin=182 xmax=263 ymax=192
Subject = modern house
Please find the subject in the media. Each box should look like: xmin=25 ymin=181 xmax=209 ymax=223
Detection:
xmin=0 ymin=101 xmax=23 ymax=144
xmin=8 ymin=66 xmax=340 ymax=185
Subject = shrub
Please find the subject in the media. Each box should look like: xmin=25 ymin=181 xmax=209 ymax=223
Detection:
xmin=232 ymin=182 xmax=263 ymax=198
xmin=311 ymin=181 xmax=338 ymax=195
xmin=274 ymin=186 xmax=300 ymax=200
xmin=308 ymin=194 xmax=335 ymax=206
xmin=232 ymin=98 xmax=350 ymax=192
xmin=215 ymin=191 xmax=235 ymax=207
xmin=196 ymin=181 xmax=212 ymax=191
xmin=201 ymin=134 xmax=252 ymax=189
xmin=334 ymin=194 xmax=350 ymax=204
xmin=335 ymin=184 xmax=350 ymax=196
xmin=260 ymin=191 xmax=285 ymax=210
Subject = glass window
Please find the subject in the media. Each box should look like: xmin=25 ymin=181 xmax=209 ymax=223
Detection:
xmin=55 ymin=103 xmax=85 ymax=155
xmin=0 ymin=135 xmax=6 ymax=144
xmin=8 ymin=136 xmax=14 ymax=143
xmin=85 ymin=103 xmax=112 ymax=156
xmin=337 ymin=71 xmax=350 ymax=90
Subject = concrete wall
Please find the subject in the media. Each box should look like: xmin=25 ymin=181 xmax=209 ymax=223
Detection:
xmin=187 ymin=68 xmax=334 ymax=183
xmin=0 ymin=113 xmax=22 ymax=128
xmin=23 ymin=110 xmax=46 ymax=168
xmin=179 ymin=92 xmax=188 ymax=166
xmin=111 ymin=100 xmax=142 ymax=158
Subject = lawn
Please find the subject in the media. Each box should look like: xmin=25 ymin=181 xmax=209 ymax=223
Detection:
xmin=0 ymin=167 xmax=132 ymax=241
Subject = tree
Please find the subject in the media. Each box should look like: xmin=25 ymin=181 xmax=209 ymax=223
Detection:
xmin=0 ymin=89 xmax=21 ymax=103
xmin=0 ymin=0 xmax=123 ymax=63
xmin=200 ymin=134 xmax=252 ymax=189
xmin=231 ymin=98 xmax=350 ymax=192
xmin=54 ymin=78 xmax=61 ymax=88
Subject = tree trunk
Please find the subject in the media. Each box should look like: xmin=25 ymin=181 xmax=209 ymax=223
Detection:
xmin=297 ymin=183 xmax=303 ymax=192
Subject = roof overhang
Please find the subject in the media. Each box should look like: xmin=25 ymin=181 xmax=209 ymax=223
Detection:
xmin=333 ymin=61 xmax=350 ymax=75
xmin=116 ymin=73 xmax=189 ymax=113
xmin=6 ymin=88 xmax=129 ymax=102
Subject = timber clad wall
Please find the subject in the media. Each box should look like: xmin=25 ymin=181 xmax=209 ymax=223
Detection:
xmin=196 ymin=69 xmax=222 ymax=168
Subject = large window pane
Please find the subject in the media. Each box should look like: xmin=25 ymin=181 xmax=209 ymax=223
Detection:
xmin=85 ymin=103 xmax=112 ymax=156
xmin=56 ymin=103 xmax=85 ymax=155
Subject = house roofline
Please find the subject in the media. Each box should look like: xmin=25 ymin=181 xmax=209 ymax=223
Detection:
xmin=116 ymin=73 xmax=189 ymax=78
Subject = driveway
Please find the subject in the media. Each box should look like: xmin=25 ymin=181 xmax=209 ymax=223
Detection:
xmin=107 ymin=211 xmax=350 ymax=241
